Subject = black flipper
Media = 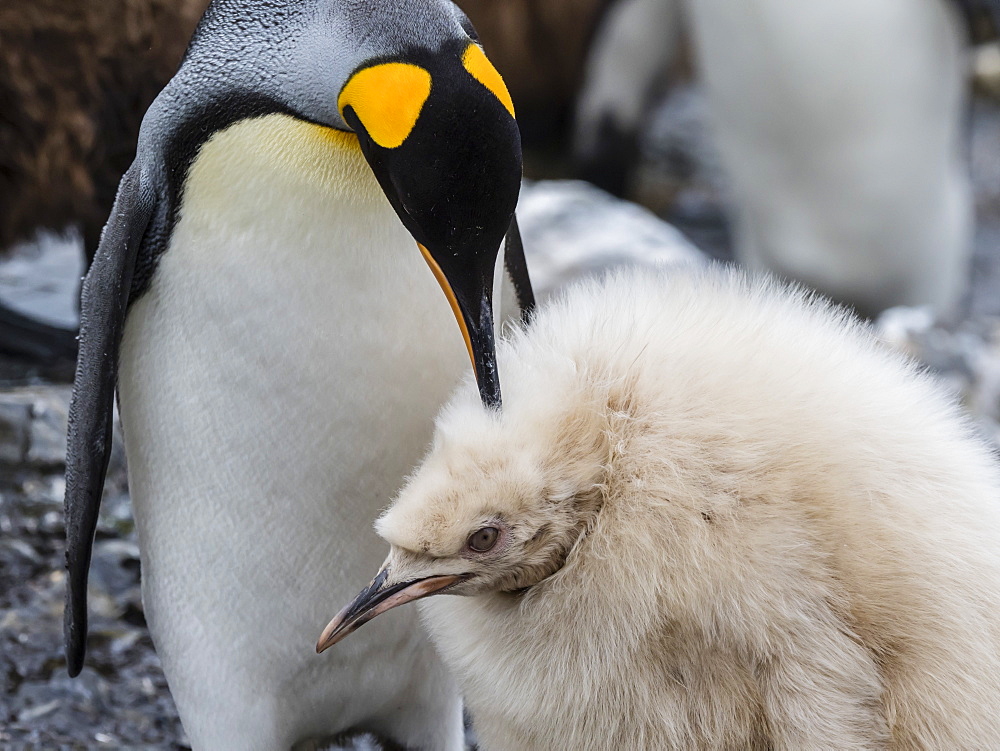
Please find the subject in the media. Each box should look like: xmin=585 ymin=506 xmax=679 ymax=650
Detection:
xmin=503 ymin=214 xmax=536 ymax=324
xmin=64 ymin=162 xmax=156 ymax=677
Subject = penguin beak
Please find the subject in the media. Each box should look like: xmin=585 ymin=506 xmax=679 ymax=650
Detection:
xmin=316 ymin=567 xmax=469 ymax=653
xmin=418 ymin=244 xmax=501 ymax=408
xmin=336 ymin=47 xmax=520 ymax=411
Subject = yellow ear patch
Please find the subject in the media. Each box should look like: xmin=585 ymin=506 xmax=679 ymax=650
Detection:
xmin=338 ymin=63 xmax=432 ymax=149
xmin=462 ymin=44 xmax=515 ymax=119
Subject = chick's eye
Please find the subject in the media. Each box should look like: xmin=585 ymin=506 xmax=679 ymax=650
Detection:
xmin=468 ymin=526 xmax=499 ymax=553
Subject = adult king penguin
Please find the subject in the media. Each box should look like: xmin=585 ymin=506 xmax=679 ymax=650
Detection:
xmin=63 ymin=1 xmax=533 ymax=749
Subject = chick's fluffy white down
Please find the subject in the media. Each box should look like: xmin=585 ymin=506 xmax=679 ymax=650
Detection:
xmin=403 ymin=268 xmax=1000 ymax=750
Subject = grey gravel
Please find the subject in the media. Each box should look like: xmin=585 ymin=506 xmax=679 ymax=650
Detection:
xmin=0 ymin=387 xmax=185 ymax=749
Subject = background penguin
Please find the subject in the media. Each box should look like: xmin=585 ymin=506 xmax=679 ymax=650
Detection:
xmin=320 ymin=267 xmax=1000 ymax=750
xmin=575 ymin=0 xmax=987 ymax=316
xmin=63 ymin=0 xmax=533 ymax=748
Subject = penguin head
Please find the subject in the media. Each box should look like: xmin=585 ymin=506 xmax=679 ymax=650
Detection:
xmin=150 ymin=0 xmax=523 ymax=407
xmin=337 ymin=39 xmax=522 ymax=409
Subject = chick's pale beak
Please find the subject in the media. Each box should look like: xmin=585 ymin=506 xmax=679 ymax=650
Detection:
xmin=316 ymin=568 xmax=467 ymax=653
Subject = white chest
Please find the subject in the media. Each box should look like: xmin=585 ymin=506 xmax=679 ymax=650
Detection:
xmin=119 ymin=114 xmax=468 ymax=516
xmin=119 ymin=111 xmax=469 ymax=680
xmin=114 ymin=116 xmax=469 ymax=742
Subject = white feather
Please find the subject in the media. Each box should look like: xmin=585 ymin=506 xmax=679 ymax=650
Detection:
xmin=119 ymin=114 xmax=468 ymax=750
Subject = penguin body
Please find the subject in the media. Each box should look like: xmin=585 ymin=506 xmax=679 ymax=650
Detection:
xmin=574 ymin=0 xmax=683 ymax=196
xmin=119 ymin=116 xmax=466 ymax=749
xmin=688 ymin=0 xmax=971 ymax=317
xmin=575 ymin=0 xmax=973 ymax=316
xmin=64 ymin=1 xmax=532 ymax=748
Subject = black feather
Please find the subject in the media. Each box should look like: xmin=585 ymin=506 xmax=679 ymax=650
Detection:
xmin=63 ymin=162 xmax=157 ymax=676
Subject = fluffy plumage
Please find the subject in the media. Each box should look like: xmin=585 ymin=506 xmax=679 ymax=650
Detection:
xmin=339 ymin=267 xmax=1000 ymax=750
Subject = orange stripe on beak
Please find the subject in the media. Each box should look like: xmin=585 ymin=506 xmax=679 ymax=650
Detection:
xmin=418 ymin=243 xmax=475 ymax=369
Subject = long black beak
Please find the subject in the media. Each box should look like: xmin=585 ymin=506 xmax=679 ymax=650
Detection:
xmin=418 ymin=245 xmax=502 ymax=408
xmin=316 ymin=568 xmax=468 ymax=653
xmin=460 ymin=280 xmax=501 ymax=409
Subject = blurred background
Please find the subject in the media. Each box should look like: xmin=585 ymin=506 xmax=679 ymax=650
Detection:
xmin=3 ymin=0 xmax=1000 ymax=747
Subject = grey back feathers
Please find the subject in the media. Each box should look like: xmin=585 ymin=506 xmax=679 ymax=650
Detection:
xmin=368 ymin=267 xmax=1000 ymax=750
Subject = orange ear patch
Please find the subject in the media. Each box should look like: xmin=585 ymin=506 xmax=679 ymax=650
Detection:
xmin=338 ymin=63 xmax=432 ymax=149
xmin=462 ymin=44 xmax=516 ymax=119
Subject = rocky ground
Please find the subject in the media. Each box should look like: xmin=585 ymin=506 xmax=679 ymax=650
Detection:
xmin=3 ymin=87 xmax=1000 ymax=749
xmin=0 ymin=388 xmax=184 ymax=748
xmin=0 ymin=225 xmax=148 ymax=745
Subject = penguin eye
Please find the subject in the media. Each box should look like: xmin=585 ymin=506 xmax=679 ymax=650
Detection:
xmin=467 ymin=526 xmax=500 ymax=553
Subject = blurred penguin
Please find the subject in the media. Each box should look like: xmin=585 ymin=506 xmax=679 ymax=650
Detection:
xmin=575 ymin=0 xmax=991 ymax=316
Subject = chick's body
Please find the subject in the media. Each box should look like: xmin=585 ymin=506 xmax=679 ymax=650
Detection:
xmin=379 ymin=269 xmax=1000 ymax=750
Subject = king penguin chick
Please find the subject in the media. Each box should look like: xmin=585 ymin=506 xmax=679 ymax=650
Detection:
xmin=319 ymin=267 xmax=1000 ymax=750
xmin=63 ymin=1 xmax=534 ymax=749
